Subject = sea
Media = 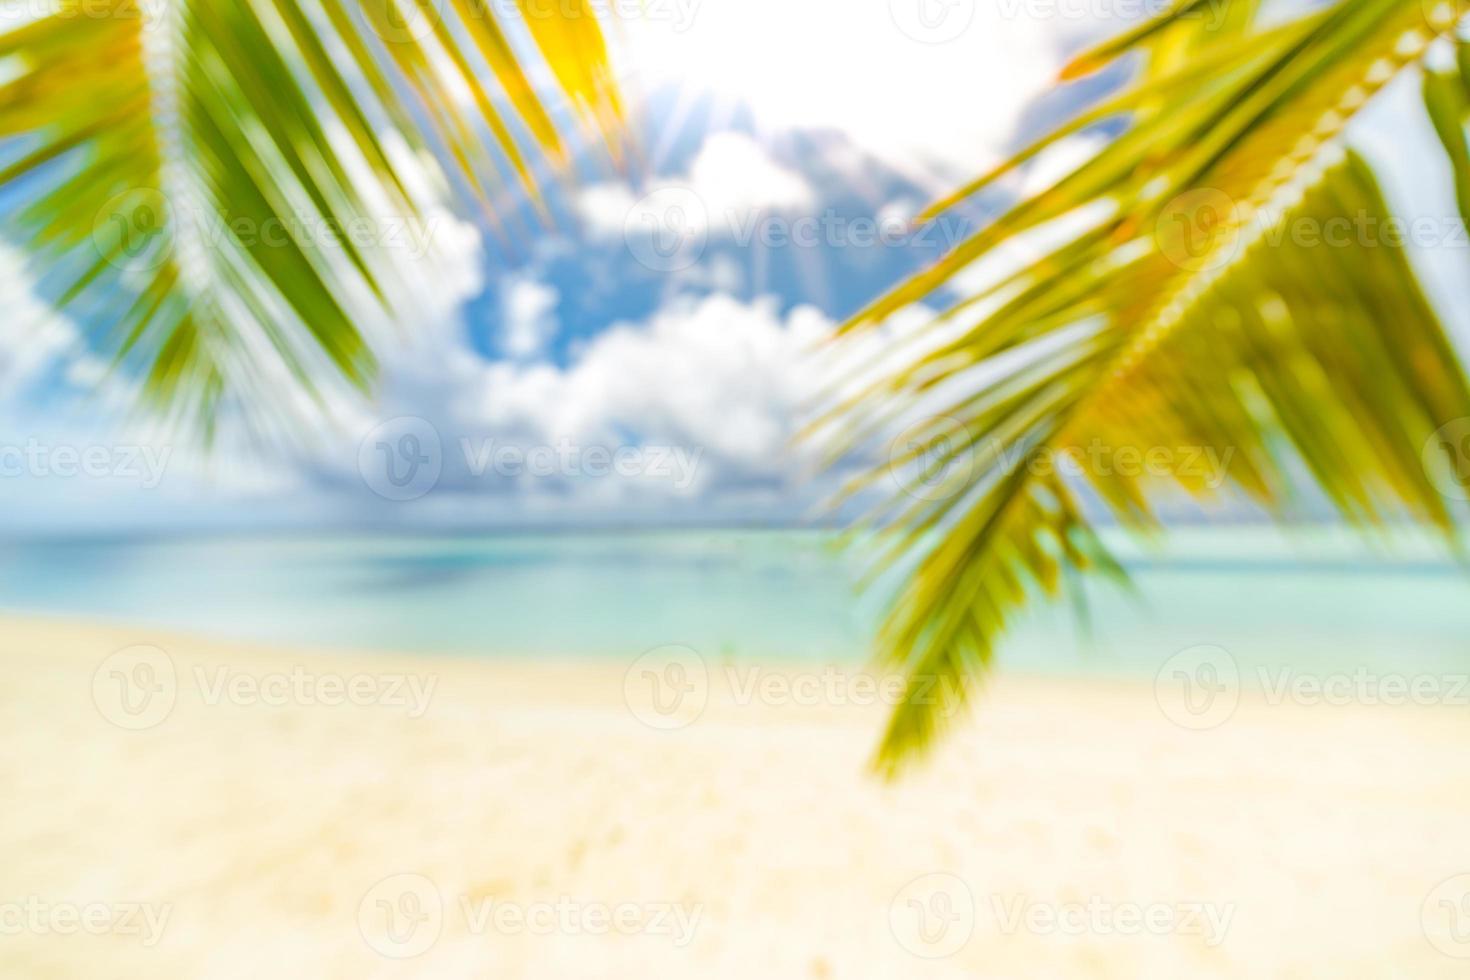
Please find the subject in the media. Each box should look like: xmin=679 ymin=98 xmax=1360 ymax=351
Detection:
xmin=1 ymin=525 xmax=1465 ymax=680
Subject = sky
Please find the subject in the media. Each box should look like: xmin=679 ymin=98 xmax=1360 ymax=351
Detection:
xmin=1 ymin=0 xmax=1467 ymax=533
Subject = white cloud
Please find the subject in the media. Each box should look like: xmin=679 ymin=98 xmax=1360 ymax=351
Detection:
xmin=1018 ymin=134 xmax=1109 ymax=197
xmin=0 ymin=243 xmax=78 ymax=395
xmin=577 ymin=131 xmax=816 ymax=243
xmin=675 ymin=252 xmax=745 ymax=292
xmin=685 ymin=132 xmax=815 ymax=216
xmin=499 ymin=277 xmax=560 ymax=359
xmin=457 ymin=293 xmax=833 ymax=500
xmin=0 ymin=117 xmax=497 ymax=532
xmin=576 ymin=182 xmax=640 ymax=240
xmin=614 ymin=0 xmax=1066 ymax=185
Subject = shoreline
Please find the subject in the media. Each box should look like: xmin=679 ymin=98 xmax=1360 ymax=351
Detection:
xmin=3 ymin=613 xmax=1469 ymax=976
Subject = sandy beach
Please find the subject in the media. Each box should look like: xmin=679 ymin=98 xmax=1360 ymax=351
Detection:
xmin=2 ymin=613 xmax=1469 ymax=977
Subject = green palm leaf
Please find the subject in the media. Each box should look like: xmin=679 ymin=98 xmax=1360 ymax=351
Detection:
xmin=1 ymin=0 xmax=620 ymax=429
xmin=815 ymin=0 xmax=1470 ymax=774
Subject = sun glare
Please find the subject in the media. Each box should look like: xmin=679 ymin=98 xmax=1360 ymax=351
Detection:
xmin=613 ymin=0 xmax=1062 ymax=185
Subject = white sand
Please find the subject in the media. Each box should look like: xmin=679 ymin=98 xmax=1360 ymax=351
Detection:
xmin=3 ymin=614 xmax=1469 ymax=977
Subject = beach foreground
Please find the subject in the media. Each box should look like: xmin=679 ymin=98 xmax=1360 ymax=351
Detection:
xmin=3 ymin=615 xmax=1469 ymax=977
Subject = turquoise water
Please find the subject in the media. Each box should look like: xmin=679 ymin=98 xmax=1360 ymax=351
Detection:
xmin=0 ymin=526 xmax=1465 ymax=677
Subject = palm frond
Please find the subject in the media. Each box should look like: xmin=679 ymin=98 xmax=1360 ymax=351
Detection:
xmin=815 ymin=0 xmax=1470 ymax=774
xmin=0 ymin=0 xmax=620 ymax=429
